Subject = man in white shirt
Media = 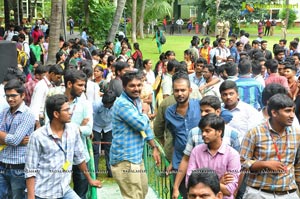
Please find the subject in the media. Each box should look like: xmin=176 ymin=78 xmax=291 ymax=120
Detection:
xmin=30 ymin=65 xmax=64 ymax=129
xmin=176 ymin=18 xmax=184 ymax=34
xmin=219 ymin=80 xmax=263 ymax=142
xmin=215 ymin=38 xmax=230 ymax=68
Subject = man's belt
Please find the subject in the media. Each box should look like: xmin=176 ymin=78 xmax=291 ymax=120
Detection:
xmin=0 ymin=162 xmax=25 ymax=169
xmin=252 ymin=187 xmax=296 ymax=196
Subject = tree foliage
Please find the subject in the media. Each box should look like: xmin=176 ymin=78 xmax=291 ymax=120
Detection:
xmin=68 ymin=0 xmax=115 ymax=42
xmin=279 ymin=8 xmax=296 ymax=28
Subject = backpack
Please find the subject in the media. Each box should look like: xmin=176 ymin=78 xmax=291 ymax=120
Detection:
xmin=212 ymin=48 xmax=221 ymax=67
xmin=134 ymin=53 xmax=143 ymax=70
xmin=160 ymin=32 xmax=166 ymax=45
xmin=17 ymin=43 xmax=28 ymax=67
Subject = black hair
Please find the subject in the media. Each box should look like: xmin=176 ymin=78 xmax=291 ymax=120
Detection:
xmin=274 ymin=47 xmax=285 ymax=56
xmin=293 ymin=53 xmax=300 ymax=60
xmin=262 ymin=84 xmax=288 ymax=106
xmin=64 ymin=69 xmax=87 ymax=88
xmin=198 ymin=113 xmax=225 ymax=138
xmin=279 ymin=39 xmax=287 ymax=44
xmin=167 ymin=60 xmax=181 ymax=73
xmin=224 ymin=62 xmax=238 ymax=76
xmin=203 ymin=64 xmax=215 ymax=75
xmin=102 ymin=90 xmax=117 ymax=105
xmin=46 ymin=94 xmax=68 ymax=122
xmin=195 ymin=57 xmax=207 ymax=65
xmin=82 ymin=66 xmax=93 ymax=78
xmin=49 ymin=64 xmax=64 ymax=75
xmin=4 ymin=79 xmax=25 ymax=94
xmin=121 ymin=70 xmax=143 ymax=87
xmin=56 ymin=51 xmax=65 ymax=63
xmin=290 ymin=41 xmax=298 ymax=50
xmin=212 ymin=41 xmax=218 ymax=48
xmin=200 ymin=95 xmax=221 ymax=110
xmin=219 ymin=80 xmax=238 ymax=94
xmin=265 ymin=59 xmax=278 ymax=73
xmin=172 ymin=71 xmax=190 ymax=88
xmin=187 ymin=168 xmax=221 ymax=195
xmin=251 ymin=60 xmax=262 ymax=75
xmin=115 ymin=61 xmax=130 ymax=76
xmin=238 ymin=59 xmax=252 ymax=75
xmin=267 ymin=94 xmax=294 ymax=117
xmin=284 ymin=64 xmax=297 ymax=72
xmin=34 ymin=64 xmax=46 ymax=75
xmin=252 ymin=40 xmax=260 ymax=45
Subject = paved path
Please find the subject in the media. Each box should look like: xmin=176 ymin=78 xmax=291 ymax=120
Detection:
xmin=97 ymin=184 xmax=158 ymax=199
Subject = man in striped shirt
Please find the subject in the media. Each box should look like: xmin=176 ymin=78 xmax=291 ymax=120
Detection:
xmin=241 ymin=93 xmax=300 ymax=198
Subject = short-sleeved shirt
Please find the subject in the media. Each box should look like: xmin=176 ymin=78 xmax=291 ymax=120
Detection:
xmin=25 ymin=123 xmax=85 ymax=198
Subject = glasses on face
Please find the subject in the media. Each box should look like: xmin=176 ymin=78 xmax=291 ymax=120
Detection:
xmin=5 ymin=94 xmax=20 ymax=99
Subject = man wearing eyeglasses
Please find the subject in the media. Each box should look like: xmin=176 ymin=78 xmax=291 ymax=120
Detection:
xmin=0 ymin=79 xmax=35 ymax=199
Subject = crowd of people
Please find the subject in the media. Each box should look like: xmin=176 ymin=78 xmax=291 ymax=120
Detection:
xmin=1 ymin=18 xmax=300 ymax=199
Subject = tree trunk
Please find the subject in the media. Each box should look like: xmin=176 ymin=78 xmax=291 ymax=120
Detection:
xmin=215 ymin=0 xmax=220 ymax=36
xmin=19 ymin=0 xmax=23 ymax=25
xmin=4 ymin=0 xmax=10 ymax=30
xmin=284 ymin=0 xmax=289 ymax=40
xmin=107 ymin=0 xmax=127 ymax=42
xmin=131 ymin=0 xmax=137 ymax=42
xmin=138 ymin=0 xmax=146 ymax=39
xmin=84 ymin=0 xmax=90 ymax=24
xmin=47 ymin=0 xmax=62 ymax=65
xmin=28 ymin=0 xmax=31 ymax=22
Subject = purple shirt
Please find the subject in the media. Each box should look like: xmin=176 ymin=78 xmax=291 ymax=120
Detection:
xmin=186 ymin=142 xmax=240 ymax=199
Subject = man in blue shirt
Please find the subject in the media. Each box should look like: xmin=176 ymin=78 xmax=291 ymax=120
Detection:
xmin=110 ymin=71 xmax=160 ymax=199
xmin=165 ymin=72 xmax=201 ymax=199
xmin=92 ymin=90 xmax=116 ymax=177
xmin=235 ymin=59 xmax=263 ymax=110
xmin=0 ymin=79 xmax=35 ymax=199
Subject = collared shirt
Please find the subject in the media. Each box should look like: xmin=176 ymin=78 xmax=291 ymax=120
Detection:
xmin=236 ymin=75 xmax=264 ymax=110
xmin=265 ymin=73 xmax=289 ymax=90
xmin=69 ymin=97 xmax=93 ymax=162
xmin=226 ymin=76 xmax=239 ymax=81
xmin=226 ymin=101 xmax=264 ymax=142
xmin=240 ymin=121 xmax=300 ymax=191
xmin=184 ymin=125 xmax=240 ymax=157
xmin=186 ymin=142 xmax=240 ymax=199
xmin=202 ymin=81 xmax=222 ymax=101
xmin=110 ymin=92 xmax=154 ymax=165
xmin=189 ymin=73 xmax=205 ymax=87
xmin=0 ymin=102 xmax=35 ymax=164
xmin=161 ymin=73 xmax=173 ymax=96
xmin=25 ymin=123 xmax=85 ymax=198
xmin=24 ymin=78 xmax=39 ymax=106
xmin=253 ymin=74 xmax=265 ymax=88
xmin=165 ymin=99 xmax=201 ymax=169
xmin=30 ymin=76 xmax=53 ymax=121
xmin=93 ymin=98 xmax=113 ymax=133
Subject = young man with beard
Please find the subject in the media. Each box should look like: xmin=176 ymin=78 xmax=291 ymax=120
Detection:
xmin=261 ymin=40 xmax=272 ymax=60
xmin=241 ymin=94 xmax=300 ymax=199
xmin=201 ymin=64 xmax=222 ymax=101
xmin=110 ymin=71 xmax=160 ymax=199
xmin=165 ymin=72 xmax=201 ymax=199
xmin=64 ymin=70 xmax=94 ymax=199
xmin=186 ymin=114 xmax=240 ymax=199
xmin=25 ymin=94 xmax=101 ymax=199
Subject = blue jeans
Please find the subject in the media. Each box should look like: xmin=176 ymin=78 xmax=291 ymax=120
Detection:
xmin=26 ymin=188 xmax=80 ymax=199
xmin=0 ymin=166 xmax=26 ymax=199
xmin=72 ymin=165 xmax=88 ymax=199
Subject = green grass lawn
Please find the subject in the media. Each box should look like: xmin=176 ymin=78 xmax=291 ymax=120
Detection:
xmin=134 ymin=25 xmax=298 ymax=65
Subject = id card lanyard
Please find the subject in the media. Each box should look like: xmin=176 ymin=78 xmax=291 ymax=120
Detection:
xmin=53 ymin=132 xmax=70 ymax=171
xmin=270 ymin=132 xmax=288 ymax=162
